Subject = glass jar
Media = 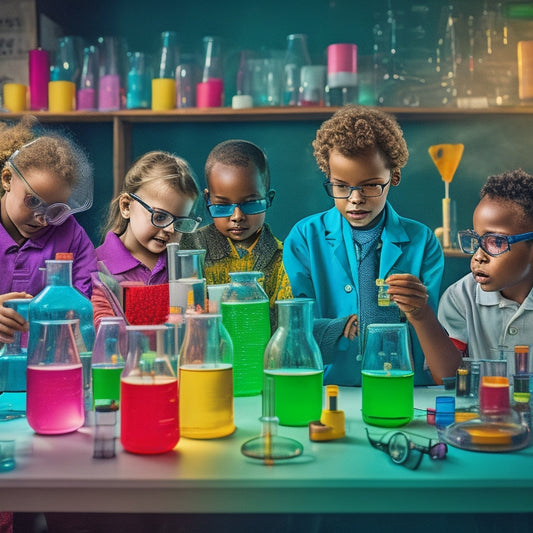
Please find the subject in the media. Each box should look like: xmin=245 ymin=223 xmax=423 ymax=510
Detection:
xmin=221 ymin=271 xmax=271 ymax=396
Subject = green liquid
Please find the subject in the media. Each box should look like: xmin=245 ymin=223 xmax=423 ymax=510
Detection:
xmin=265 ymin=369 xmax=323 ymax=426
xmin=362 ymin=370 xmax=414 ymax=427
xmin=221 ymin=300 xmax=271 ymax=396
xmin=92 ymin=365 xmax=123 ymax=407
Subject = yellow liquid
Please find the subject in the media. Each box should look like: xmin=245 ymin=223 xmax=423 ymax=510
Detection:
xmin=179 ymin=364 xmax=235 ymax=439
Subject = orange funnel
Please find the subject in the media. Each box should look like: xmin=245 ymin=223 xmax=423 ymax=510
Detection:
xmin=428 ymin=144 xmax=464 ymax=183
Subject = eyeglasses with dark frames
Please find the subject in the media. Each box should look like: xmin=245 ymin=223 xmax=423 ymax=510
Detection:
xmin=365 ymin=428 xmax=447 ymax=470
xmin=8 ymin=154 xmax=73 ymax=225
xmin=457 ymin=229 xmax=533 ymax=257
xmin=323 ymin=178 xmax=391 ymax=199
xmin=128 ymin=193 xmax=201 ymax=233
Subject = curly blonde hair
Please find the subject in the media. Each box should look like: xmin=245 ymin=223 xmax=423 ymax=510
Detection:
xmin=0 ymin=115 xmax=37 ymax=171
xmin=313 ymin=105 xmax=409 ymax=180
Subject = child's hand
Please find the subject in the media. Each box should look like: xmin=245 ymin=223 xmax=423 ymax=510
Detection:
xmin=343 ymin=313 xmax=359 ymax=340
xmin=385 ymin=274 xmax=429 ymax=319
xmin=0 ymin=292 xmax=32 ymax=344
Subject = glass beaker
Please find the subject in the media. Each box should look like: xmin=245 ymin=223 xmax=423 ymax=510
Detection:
xmin=264 ymin=298 xmax=323 ymax=426
xmin=197 ymin=36 xmax=224 ymax=107
xmin=221 ymin=272 xmax=271 ymax=397
xmin=91 ymin=317 xmax=127 ymax=409
xmin=120 ymin=325 xmax=179 ymax=454
xmin=361 ymin=323 xmax=414 ymax=427
xmin=26 ymin=319 xmax=84 ymax=434
xmin=178 ymin=313 xmax=235 ymax=438
xmin=126 ymin=51 xmax=151 ymax=109
xmin=283 ymin=34 xmax=311 ymax=106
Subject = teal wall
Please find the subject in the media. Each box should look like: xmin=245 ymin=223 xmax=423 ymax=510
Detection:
xmin=35 ymin=0 xmax=533 ymax=293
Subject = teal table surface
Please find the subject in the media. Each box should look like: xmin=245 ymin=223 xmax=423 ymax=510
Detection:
xmin=0 ymin=387 xmax=532 ymax=514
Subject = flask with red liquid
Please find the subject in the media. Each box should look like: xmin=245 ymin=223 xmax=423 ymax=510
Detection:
xmin=120 ymin=325 xmax=179 ymax=454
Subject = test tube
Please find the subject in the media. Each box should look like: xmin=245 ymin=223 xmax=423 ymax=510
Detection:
xmin=515 ymin=345 xmax=530 ymax=375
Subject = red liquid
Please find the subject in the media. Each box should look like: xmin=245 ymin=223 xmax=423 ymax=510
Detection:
xmin=26 ymin=364 xmax=84 ymax=434
xmin=120 ymin=375 xmax=179 ymax=454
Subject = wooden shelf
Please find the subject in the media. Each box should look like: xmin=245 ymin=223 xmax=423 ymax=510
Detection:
xmin=4 ymin=104 xmax=533 ymax=194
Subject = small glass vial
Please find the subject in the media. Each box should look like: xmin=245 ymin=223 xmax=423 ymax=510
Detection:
xmin=376 ymin=278 xmax=396 ymax=307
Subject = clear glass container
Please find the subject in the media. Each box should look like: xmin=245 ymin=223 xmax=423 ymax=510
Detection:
xmin=156 ymin=31 xmax=179 ymax=79
xmin=361 ymin=323 xmax=414 ymax=427
xmin=439 ymin=376 xmax=530 ymax=452
xmin=26 ymin=319 xmax=84 ymax=434
xmin=283 ymin=34 xmax=311 ymax=106
xmin=178 ymin=313 xmax=235 ymax=438
xmin=221 ymin=272 xmax=271 ymax=397
xmin=126 ymin=51 xmax=151 ymax=109
xmin=77 ymin=45 xmax=97 ymax=110
xmin=120 ymin=325 xmax=179 ymax=454
xmin=0 ymin=298 xmax=30 ymax=393
xmin=201 ymin=36 xmax=223 ymax=82
xmin=264 ymin=298 xmax=323 ymax=426
xmin=91 ymin=317 xmax=127 ymax=409
xmin=97 ymin=36 xmax=121 ymax=111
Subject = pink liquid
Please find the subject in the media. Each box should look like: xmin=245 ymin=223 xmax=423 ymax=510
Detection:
xmin=120 ymin=375 xmax=179 ymax=454
xmin=26 ymin=364 xmax=84 ymax=434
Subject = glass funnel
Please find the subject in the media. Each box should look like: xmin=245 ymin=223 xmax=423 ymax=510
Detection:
xmin=241 ymin=374 xmax=303 ymax=464
xmin=361 ymin=323 xmax=414 ymax=427
xmin=178 ymin=313 xmax=235 ymax=439
xmin=264 ymin=298 xmax=323 ymax=426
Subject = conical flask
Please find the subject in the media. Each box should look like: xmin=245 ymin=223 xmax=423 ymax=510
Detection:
xmin=264 ymin=298 xmax=323 ymax=426
xmin=361 ymin=323 xmax=414 ymax=427
xmin=120 ymin=324 xmax=179 ymax=454
xmin=221 ymin=272 xmax=271 ymax=397
xmin=178 ymin=313 xmax=235 ymax=438
xmin=26 ymin=319 xmax=84 ymax=434
xmin=91 ymin=317 xmax=127 ymax=409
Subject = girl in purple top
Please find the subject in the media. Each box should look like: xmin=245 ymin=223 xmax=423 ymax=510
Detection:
xmin=0 ymin=117 xmax=96 ymax=344
xmin=92 ymin=151 xmax=200 ymax=327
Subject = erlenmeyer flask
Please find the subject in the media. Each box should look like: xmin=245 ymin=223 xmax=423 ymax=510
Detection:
xmin=120 ymin=325 xmax=179 ymax=454
xmin=91 ymin=317 xmax=127 ymax=409
xmin=361 ymin=323 xmax=414 ymax=427
xmin=264 ymin=298 xmax=323 ymax=426
xmin=178 ymin=313 xmax=235 ymax=438
xmin=26 ymin=319 xmax=84 ymax=434
xmin=221 ymin=272 xmax=271 ymax=397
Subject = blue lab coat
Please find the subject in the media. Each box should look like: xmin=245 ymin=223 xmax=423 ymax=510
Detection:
xmin=283 ymin=203 xmax=443 ymax=386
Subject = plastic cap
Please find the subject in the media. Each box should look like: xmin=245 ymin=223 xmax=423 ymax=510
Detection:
xmin=514 ymin=345 xmax=529 ymax=353
xmin=55 ymin=252 xmax=74 ymax=260
xmin=327 ymin=44 xmax=357 ymax=74
xmin=232 ymin=94 xmax=253 ymax=109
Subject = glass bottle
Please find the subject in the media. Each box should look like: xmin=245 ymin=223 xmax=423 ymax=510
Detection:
xmin=221 ymin=272 xmax=271 ymax=397
xmin=26 ymin=319 xmax=84 ymax=434
xmin=440 ymin=376 xmax=530 ymax=452
xmin=361 ymin=323 xmax=414 ymax=427
xmin=264 ymin=298 xmax=323 ymax=426
xmin=126 ymin=51 xmax=151 ymax=109
xmin=196 ymin=36 xmax=224 ymax=108
xmin=97 ymin=36 xmax=121 ymax=111
xmin=91 ymin=317 xmax=127 ymax=409
xmin=178 ymin=313 xmax=235 ymax=438
xmin=120 ymin=325 xmax=179 ymax=454
xmin=283 ymin=34 xmax=311 ymax=106
xmin=50 ymin=36 xmax=80 ymax=83
xmin=77 ymin=45 xmax=97 ymax=110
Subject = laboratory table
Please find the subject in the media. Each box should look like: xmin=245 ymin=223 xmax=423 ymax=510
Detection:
xmin=0 ymin=387 xmax=532 ymax=515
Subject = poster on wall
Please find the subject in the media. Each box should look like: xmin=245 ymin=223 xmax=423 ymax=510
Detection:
xmin=0 ymin=0 xmax=37 ymax=88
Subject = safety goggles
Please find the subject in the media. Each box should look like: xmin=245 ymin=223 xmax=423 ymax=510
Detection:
xmin=205 ymin=194 xmax=272 ymax=218
xmin=9 ymin=156 xmax=74 ymax=225
xmin=458 ymin=229 xmax=533 ymax=257
xmin=365 ymin=428 xmax=448 ymax=470
xmin=128 ymin=193 xmax=201 ymax=233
